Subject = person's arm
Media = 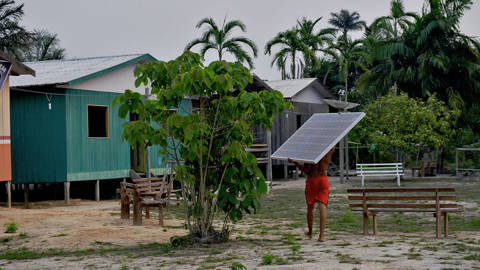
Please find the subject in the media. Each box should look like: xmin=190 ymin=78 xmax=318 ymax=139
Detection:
xmin=288 ymin=158 xmax=310 ymax=175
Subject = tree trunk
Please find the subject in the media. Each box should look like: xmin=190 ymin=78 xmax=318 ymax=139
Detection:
xmin=291 ymin=51 xmax=296 ymax=79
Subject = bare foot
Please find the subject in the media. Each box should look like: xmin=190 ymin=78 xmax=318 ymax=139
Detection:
xmin=304 ymin=232 xmax=312 ymax=240
xmin=318 ymin=236 xmax=325 ymax=242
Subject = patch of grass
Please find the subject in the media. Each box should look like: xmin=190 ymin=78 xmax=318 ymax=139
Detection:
xmin=210 ymin=248 xmax=222 ymax=255
xmin=282 ymin=233 xmax=298 ymax=245
xmin=262 ymin=254 xmax=274 ymax=265
xmin=423 ymin=245 xmax=439 ymax=252
xmin=53 ymin=233 xmax=68 ymax=237
xmin=4 ymin=222 xmax=18 ymax=233
xmin=0 ymin=237 xmax=13 ymax=243
xmin=18 ymin=232 xmax=28 ymax=238
xmin=406 ymin=253 xmax=422 ymax=260
xmin=335 ymin=253 xmax=360 ymax=264
xmin=93 ymin=241 xmax=113 ymax=246
xmin=230 ymin=262 xmax=246 ymax=270
xmin=335 ymin=241 xmax=351 ymax=247
xmin=376 ymin=240 xmax=393 ymax=247
xmin=120 ymin=265 xmax=129 ymax=270
xmin=463 ymin=254 xmax=480 ymax=261
xmin=290 ymin=244 xmax=301 ymax=253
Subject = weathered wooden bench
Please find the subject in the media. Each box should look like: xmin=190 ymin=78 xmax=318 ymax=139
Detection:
xmin=119 ymin=176 xmax=171 ymax=226
xmin=131 ymin=177 xmax=168 ymax=226
xmin=348 ymin=187 xmax=462 ymax=238
xmin=356 ymin=163 xmax=404 ymax=187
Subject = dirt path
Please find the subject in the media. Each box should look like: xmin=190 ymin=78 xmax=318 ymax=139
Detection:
xmin=1 ymin=177 xmax=480 ymax=269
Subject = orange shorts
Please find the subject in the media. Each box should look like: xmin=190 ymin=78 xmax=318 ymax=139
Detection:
xmin=305 ymin=176 xmax=329 ymax=205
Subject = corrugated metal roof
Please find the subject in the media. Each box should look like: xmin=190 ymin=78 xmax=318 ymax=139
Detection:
xmin=10 ymin=54 xmax=153 ymax=87
xmin=267 ymin=78 xmax=319 ymax=98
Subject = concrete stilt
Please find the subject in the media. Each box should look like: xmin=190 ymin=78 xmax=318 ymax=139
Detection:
xmin=64 ymin=182 xmax=70 ymax=205
xmin=23 ymin=184 xmax=29 ymax=208
xmin=6 ymin=181 xmax=11 ymax=208
xmin=95 ymin=180 xmax=100 ymax=202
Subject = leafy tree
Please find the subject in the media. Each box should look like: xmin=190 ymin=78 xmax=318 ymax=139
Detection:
xmin=20 ymin=29 xmax=66 ymax=61
xmin=0 ymin=0 xmax=30 ymax=55
xmin=113 ymin=52 xmax=290 ymax=243
xmin=352 ymin=93 xmax=456 ymax=164
xmin=357 ymin=0 xmax=480 ymax=135
xmin=185 ymin=17 xmax=258 ymax=68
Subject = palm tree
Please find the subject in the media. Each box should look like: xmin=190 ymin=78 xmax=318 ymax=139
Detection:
xmin=185 ymin=17 xmax=258 ymax=68
xmin=265 ymin=28 xmax=308 ymax=79
xmin=0 ymin=0 xmax=30 ymax=55
xmin=328 ymin=9 xmax=366 ymax=44
xmin=21 ymin=29 xmax=66 ymax=61
xmin=296 ymin=17 xmax=336 ymax=75
xmin=371 ymin=0 xmax=418 ymax=40
xmin=324 ymin=39 xmax=369 ymax=102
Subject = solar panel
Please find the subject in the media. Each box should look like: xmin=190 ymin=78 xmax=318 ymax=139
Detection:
xmin=271 ymin=112 xmax=365 ymax=164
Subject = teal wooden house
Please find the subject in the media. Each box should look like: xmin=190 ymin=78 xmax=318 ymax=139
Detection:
xmin=9 ymin=54 xmax=191 ymax=201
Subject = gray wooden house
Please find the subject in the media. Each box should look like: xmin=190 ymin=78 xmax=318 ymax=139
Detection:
xmin=266 ymin=78 xmax=334 ymax=177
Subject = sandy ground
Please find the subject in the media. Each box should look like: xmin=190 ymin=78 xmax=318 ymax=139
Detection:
xmin=0 ymin=177 xmax=480 ymax=269
xmin=0 ymin=200 xmax=185 ymax=251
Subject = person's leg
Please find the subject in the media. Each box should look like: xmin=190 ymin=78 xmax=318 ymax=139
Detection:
xmin=318 ymin=202 xmax=327 ymax=242
xmin=305 ymin=203 xmax=314 ymax=239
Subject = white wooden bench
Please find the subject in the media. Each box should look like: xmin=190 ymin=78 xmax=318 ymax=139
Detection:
xmin=356 ymin=163 xmax=404 ymax=187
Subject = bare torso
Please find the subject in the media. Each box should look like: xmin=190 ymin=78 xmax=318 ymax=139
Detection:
xmin=290 ymin=146 xmax=336 ymax=178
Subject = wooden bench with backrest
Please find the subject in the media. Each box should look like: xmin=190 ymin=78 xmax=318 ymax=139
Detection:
xmin=356 ymin=163 xmax=404 ymax=187
xmin=131 ymin=177 xmax=168 ymax=226
xmin=118 ymin=170 xmax=173 ymax=226
xmin=348 ymin=187 xmax=462 ymax=238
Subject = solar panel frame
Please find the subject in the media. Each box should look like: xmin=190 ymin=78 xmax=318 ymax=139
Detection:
xmin=271 ymin=112 xmax=365 ymax=164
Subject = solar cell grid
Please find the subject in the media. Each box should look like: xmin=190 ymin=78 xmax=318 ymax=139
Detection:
xmin=271 ymin=112 xmax=365 ymax=164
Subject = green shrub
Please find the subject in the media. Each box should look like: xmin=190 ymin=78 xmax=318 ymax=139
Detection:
xmin=339 ymin=210 xmax=356 ymax=224
xmin=4 ymin=223 xmax=18 ymax=234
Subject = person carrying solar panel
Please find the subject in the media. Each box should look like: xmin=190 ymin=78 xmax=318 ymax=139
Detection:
xmin=288 ymin=146 xmax=336 ymax=242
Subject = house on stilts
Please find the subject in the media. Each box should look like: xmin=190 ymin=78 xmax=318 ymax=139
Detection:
xmin=9 ymin=54 xmax=194 ymax=203
xmin=0 ymin=51 xmax=35 ymax=208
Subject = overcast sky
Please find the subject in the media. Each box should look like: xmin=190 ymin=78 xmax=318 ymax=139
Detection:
xmin=19 ymin=0 xmax=480 ymax=80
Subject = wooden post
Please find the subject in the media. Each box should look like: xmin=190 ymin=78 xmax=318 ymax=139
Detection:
xmin=362 ymin=191 xmax=368 ymax=235
xmin=120 ymin=184 xmax=130 ymax=219
xmin=372 ymin=213 xmax=378 ymax=235
xmin=339 ymin=138 xmax=344 ymax=184
xmin=23 ymin=184 xmax=29 ymax=208
xmin=345 ymin=135 xmax=349 ymax=180
xmin=133 ymin=191 xmax=142 ymax=225
xmin=64 ymin=182 xmax=70 ymax=205
xmin=455 ymin=148 xmax=459 ymax=176
xmin=284 ymin=163 xmax=288 ymax=180
xmin=443 ymin=212 xmax=448 ymax=238
xmin=266 ymin=129 xmax=272 ymax=191
xmin=435 ymin=190 xmax=441 ymax=238
xmin=6 ymin=181 xmax=11 ymax=208
xmin=95 ymin=180 xmax=100 ymax=202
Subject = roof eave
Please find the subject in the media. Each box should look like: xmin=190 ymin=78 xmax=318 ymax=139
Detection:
xmin=0 ymin=51 xmax=36 ymax=76
xmin=67 ymin=53 xmax=157 ymax=86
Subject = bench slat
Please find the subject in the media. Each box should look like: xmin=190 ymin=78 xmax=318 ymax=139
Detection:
xmin=358 ymin=170 xmax=403 ymax=174
xmin=348 ymin=188 xmax=455 ymax=193
xmin=348 ymin=195 xmax=456 ymax=201
xmin=351 ymin=208 xmax=461 ymax=213
xmin=349 ymin=203 xmax=457 ymax=209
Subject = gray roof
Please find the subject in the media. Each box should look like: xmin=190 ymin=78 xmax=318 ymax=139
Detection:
xmin=0 ymin=51 xmax=35 ymax=76
xmin=266 ymin=78 xmax=332 ymax=99
xmin=10 ymin=54 xmax=156 ymax=87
